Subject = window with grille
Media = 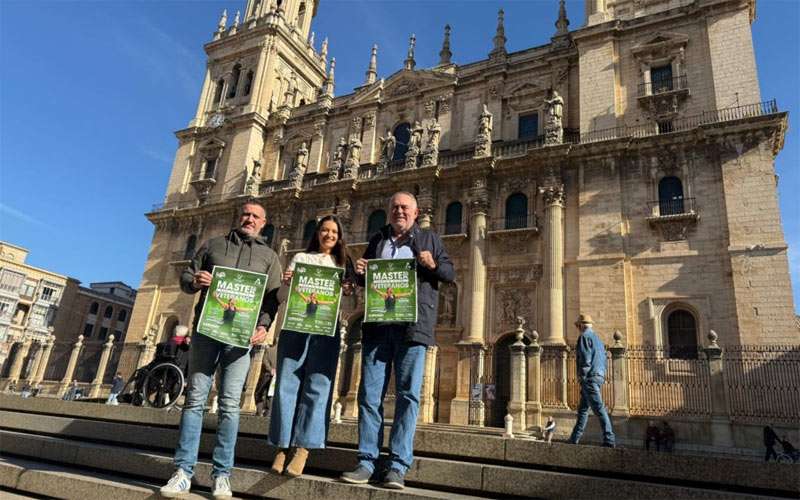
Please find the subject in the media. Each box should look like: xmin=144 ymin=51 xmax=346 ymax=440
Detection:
xmin=651 ymin=64 xmax=673 ymax=94
xmin=444 ymin=202 xmax=463 ymax=235
xmin=667 ymin=309 xmax=698 ymax=359
xmin=505 ymin=193 xmax=528 ymax=230
xmin=518 ymin=114 xmax=539 ymax=140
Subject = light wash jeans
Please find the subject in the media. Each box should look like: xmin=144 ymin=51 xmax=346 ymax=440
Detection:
xmin=106 ymin=392 xmax=119 ymax=405
xmin=568 ymin=376 xmax=616 ymax=446
xmin=268 ymin=330 xmax=339 ymax=449
xmin=173 ymin=333 xmax=251 ymax=478
xmin=357 ymin=328 xmax=427 ymax=476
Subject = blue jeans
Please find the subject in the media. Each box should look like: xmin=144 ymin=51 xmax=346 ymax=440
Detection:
xmin=569 ymin=376 xmax=615 ymax=446
xmin=174 ymin=333 xmax=251 ymax=478
xmin=357 ymin=329 xmax=427 ymax=476
xmin=268 ymin=330 xmax=340 ymax=449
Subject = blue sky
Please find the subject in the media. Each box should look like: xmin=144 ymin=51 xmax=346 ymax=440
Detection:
xmin=0 ymin=0 xmax=798 ymax=312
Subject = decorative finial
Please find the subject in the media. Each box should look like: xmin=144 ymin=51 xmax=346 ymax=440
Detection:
xmin=708 ymin=330 xmax=719 ymax=348
xmin=490 ymin=9 xmax=507 ymax=59
xmin=323 ymin=57 xmax=336 ymax=97
xmin=555 ymin=0 xmax=570 ymax=36
xmin=404 ymin=34 xmax=416 ymax=71
xmin=217 ymin=9 xmax=228 ymax=32
xmin=613 ymin=330 xmax=623 ymax=348
xmin=233 ymin=10 xmax=240 ymax=28
xmin=514 ymin=316 xmax=526 ymax=342
xmin=530 ymin=329 xmax=540 ymax=345
xmin=309 ymin=31 xmax=315 ymax=47
xmin=365 ymin=44 xmax=378 ymax=85
xmin=439 ymin=25 xmax=452 ymax=66
xmin=320 ymin=37 xmax=329 ymax=60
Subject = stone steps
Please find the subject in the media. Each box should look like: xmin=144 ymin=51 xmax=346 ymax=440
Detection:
xmin=0 ymin=395 xmax=797 ymax=499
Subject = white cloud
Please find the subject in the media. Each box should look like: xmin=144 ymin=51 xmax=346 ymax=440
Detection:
xmin=0 ymin=203 xmax=52 ymax=229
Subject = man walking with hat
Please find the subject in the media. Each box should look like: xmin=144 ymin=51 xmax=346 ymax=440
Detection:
xmin=568 ymin=314 xmax=615 ymax=448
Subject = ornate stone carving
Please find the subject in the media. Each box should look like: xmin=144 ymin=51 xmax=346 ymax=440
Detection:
xmin=244 ymin=159 xmax=262 ymax=196
xmin=540 ymin=184 xmax=565 ymax=207
xmin=495 ymin=287 xmax=535 ymax=329
xmin=544 ymin=89 xmax=564 ymax=145
xmin=288 ymin=142 xmax=308 ymax=189
xmin=329 ymin=137 xmax=347 ymax=181
xmin=343 ymin=137 xmax=361 ymax=179
xmin=474 ymin=104 xmax=493 ymax=158
xmin=378 ymin=129 xmax=396 ymax=172
xmin=437 ymin=282 xmax=458 ymax=326
xmin=363 ymin=112 xmax=376 ymax=129
xmin=421 ymin=120 xmax=441 ymax=168
xmin=313 ymin=120 xmax=326 ymax=138
xmin=405 ymin=121 xmax=423 ymax=169
xmin=424 ymin=100 xmax=436 ymax=118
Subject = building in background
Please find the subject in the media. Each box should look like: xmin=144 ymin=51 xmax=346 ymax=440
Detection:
xmin=116 ymin=0 xmax=796 ymax=452
xmin=0 ymin=241 xmax=74 ymax=371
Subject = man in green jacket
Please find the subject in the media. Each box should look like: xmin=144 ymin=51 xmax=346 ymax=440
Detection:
xmin=161 ymin=199 xmax=282 ymax=499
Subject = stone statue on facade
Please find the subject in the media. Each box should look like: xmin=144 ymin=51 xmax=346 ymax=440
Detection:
xmin=343 ymin=137 xmax=361 ymax=179
xmin=474 ymin=104 xmax=493 ymax=158
xmin=437 ymin=282 xmax=457 ymax=326
xmin=378 ymin=129 xmax=396 ymax=171
xmin=329 ymin=137 xmax=347 ymax=181
xmin=405 ymin=121 xmax=424 ymax=169
xmin=421 ymin=120 xmax=442 ymax=168
xmin=244 ymin=159 xmax=262 ymax=195
xmin=544 ymin=89 xmax=564 ymax=145
xmin=288 ymin=142 xmax=308 ymax=189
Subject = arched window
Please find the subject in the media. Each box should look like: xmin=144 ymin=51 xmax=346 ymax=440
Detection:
xmin=367 ymin=210 xmax=386 ymax=237
xmin=213 ymin=78 xmax=224 ymax=104
xmin=261 ymin=224 xmax=275 ymax=246
xmin=297 ymin=2 xmax=307 ymax=29
xmin=184 ymin=235 xmax=197 ymax=260
xmin=117 ymin=309 xmax=127 ymax=322
xmin=667 ymin=309 xmax=698 ymax=359
xmin=89 ymin=302 xmax=99 ymax=315
xmin=302 ymin=219 xmax=317 ymax=245
xmin=444 ymin=202 xmax=463 ymax=235
xmin=227 ymin=64 xmax=241 ymax=99
xmin=392 ymin=123 xmax=411 ymax=162
xmin=104 ymin=305 xmax=113 ymax=319
xmin=658 ymin=176 xmax=684 ymax=216
xmin=505 ymin=193 xmax=528 ymax=230
xmin=243 ymin=70 xmax=254 ymax=97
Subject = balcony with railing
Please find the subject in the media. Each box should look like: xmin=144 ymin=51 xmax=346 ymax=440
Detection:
xmin=647 ymin=197 xmax=699 ymax=241
xmin=638 ymin=75 xmax=689 ymax=97
xmin=437 ymin=221 xmax=469 ymax=238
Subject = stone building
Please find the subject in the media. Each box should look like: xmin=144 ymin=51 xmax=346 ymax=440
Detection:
xmin=53 ymin=281 xmax=136 ymax=344
xmin=0 ymin=241 xmax=74 ymax=374
xmin=120 ymin=0 xmax=797 ymax=447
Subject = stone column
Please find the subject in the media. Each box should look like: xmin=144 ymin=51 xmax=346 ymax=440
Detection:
xmin=24 ymin=341 xmax=45 ymax=383
xmin=89 ymin=335 xmax=116 ymax=398
xmin=418 ymin=345 xmax=439 ymax=423
xmin=417 ymin=187 xmax=434 ymax=230
xmin=241 ymin=343 xmax=266 ymax=413
xmin=450 ymin=183 xmax=489 ymax=425
xmin=525 ymin=330 xmax=542 ymax=430
xmin=508 ymin=318 xmax=527 ymax=433
xmin=704 ymin=331 xmax=734 ymax=448
xmin=540 ymin=184 xmax=566 ymax=345
xmin=343 ymin=334 xmax=362 ymax=418
xmin=32 ymin=335 xmax=55 ymax=385
xmin=7 ymin=338 xmax=33 ymax=384
xmin=608 ymin=330 xmax=630 ymax=417
xmin=330 ymin=321 xmax=348 ymax=416
xmin=57 ymin=335 xmax=84 ymax=397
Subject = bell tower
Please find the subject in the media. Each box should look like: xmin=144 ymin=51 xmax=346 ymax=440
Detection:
xmin=163 ymin=0 xmax=327 ymax=208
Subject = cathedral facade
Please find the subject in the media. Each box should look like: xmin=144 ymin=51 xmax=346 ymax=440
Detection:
xmin=120 ymin=0 xmax=797 ymax=442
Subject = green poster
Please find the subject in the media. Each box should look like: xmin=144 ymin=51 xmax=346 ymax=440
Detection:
xmin=196 ymin=266 xmax=268 ymax=348
xmin=364 ymin=258 xmax=417 ymax=323
xmin=281 ymin=263 xmax=344 ymax=336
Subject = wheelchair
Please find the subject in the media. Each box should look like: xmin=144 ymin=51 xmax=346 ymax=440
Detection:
xmin=121 ymin=341 xmax=188 ymax=409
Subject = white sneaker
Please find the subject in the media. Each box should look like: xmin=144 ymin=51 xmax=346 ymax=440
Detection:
xmin=212 ymin=475 xmax=233 ymax=499
xmin=160 ymin=469 xmax=191 ymax=497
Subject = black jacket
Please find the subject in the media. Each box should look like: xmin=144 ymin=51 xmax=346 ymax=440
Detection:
xmin=358 ymin=224 xmax=455 ymax=346
xmin=181 ymin=230 xmax=283 ymax=334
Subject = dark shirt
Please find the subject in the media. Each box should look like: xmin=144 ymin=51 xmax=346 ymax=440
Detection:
xmin=385 ymin=296 xmax=396 ymax=311
xmin=222 ymin=307 xmax=236 ymax=323
xmin=306 ymin=302 xmax=318 ymax=316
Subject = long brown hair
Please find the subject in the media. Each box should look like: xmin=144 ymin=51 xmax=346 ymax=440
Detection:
xmin=306 ymin=215 xmax=348 ymax=268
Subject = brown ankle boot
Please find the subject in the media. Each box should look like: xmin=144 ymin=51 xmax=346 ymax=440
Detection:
xmin=271 ymin=449 xmax=288 ymax=474
xmin=284 ymin=447 xmax=309 ymax=477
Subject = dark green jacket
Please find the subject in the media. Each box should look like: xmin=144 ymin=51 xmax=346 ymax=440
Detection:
xmin=181 ymin=229 xmax=283 ymax=334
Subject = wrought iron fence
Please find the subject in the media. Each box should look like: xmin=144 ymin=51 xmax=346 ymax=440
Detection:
xmin=540 ymin=349 xmax=565 ymax=407
xmin=626 ymin=345 xmax=712 ymax=418
xmin=566 ymin=350 xmax=614 ymax=411
xmin=724 ymin=345 xmax=800 ymax=425
xmin=43 ymin=341 xmax=73 ymax=381
xmin=488 ymin=213 xmax=539 ymax=232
